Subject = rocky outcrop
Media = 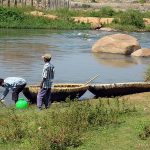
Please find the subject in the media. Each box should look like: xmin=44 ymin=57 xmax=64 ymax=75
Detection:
xmin=99 ymin=27 xmax=116 ymax=31
xmin=92 ymin=34 xmax=141 ymax=55
xmin=29 ymin=11 xmax=58 ymax=19
xmin=131 ymin=48 xmax=150 ymax=57
xmin=144 ymin=18 xmax=150 ymax=26
xmin=72 ymin=17 xmax=113 ymax=29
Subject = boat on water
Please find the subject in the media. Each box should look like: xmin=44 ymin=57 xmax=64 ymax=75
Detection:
xmin=89 ymin=82 xmax=150 ymax=97
xmin=23 ymin=83 xmax=88 ymax=103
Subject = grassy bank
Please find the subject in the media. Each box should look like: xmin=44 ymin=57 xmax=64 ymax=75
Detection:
xmin=70 ymin=92 xmax=150 ymax=150
xmin=1 ymin=94 xmax=150 ymax=150
xmin=0 ymin=7 xmax=90 ymax=30
xmin=1 ymin=6 xmax=150 ymax=31
xmin=0 ymin=97 xmax=137 ymax=150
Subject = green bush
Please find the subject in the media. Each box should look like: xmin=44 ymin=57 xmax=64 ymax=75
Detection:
xmin=99 ymin=6 xmax=116 ymax=17
xmin=0 ymin=7 xmax=91 ymax=30
xmin=88 ymin=6 xmax=116 ymax=17
xmin=0 ymin=7 xmax=24 ymax=21
xmin=139 ymin=0 xmax=146 ymax=4
xmin=117 ymin=9 xmax=145 ymax=29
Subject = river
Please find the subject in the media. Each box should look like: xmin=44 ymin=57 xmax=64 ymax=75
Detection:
xmin=0 ymin=29 xmax=150 ymax=103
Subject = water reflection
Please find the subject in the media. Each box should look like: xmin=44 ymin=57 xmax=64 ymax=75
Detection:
xmin=131 ymin=56 xmax=150 ymax=65
xmin=92 ymin=53 xmax=137 ymax=68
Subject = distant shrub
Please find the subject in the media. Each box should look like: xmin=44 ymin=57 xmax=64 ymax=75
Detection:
xmin=117 ymin=9 xmax=145 ymax=29
xmin=89 ymin=6 xmax=116 ymax=17
xmin=91 ymin=0 xmax=97 ymax=2
xmin=139 ymin=0 xmax=146 ymax=4
xmin=99 ymin=6 xmax=116 ymax=17
xmin=0 ymin=7 xmax=91 ymax=29
xmin=0 ymin=7 xmax=24 ymax=21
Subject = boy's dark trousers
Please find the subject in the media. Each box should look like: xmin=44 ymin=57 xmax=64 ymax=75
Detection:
xmin=12 ymin=84 xmax=26 ymax=103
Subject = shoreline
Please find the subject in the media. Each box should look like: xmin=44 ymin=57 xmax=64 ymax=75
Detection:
xmin=0 ymin=7 xmax=150 ymax=31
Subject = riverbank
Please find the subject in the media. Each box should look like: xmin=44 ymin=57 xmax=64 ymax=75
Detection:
xmin=0 ymin=7 xmax=90 ymax=30
xmin=1 ymin=6 xmax=150 ymax=31
xmin=1 ymin=92 xmax=150 ymax=150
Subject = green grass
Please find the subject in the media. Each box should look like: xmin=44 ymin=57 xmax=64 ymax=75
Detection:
xmin=1 ymin=6 xmax=150 ymax=31
xmin=0 ymin=7 xmax=91 ymax=30
xmin=139 ymin=0 xmax=146 ymax=4
xmin=68 ymin=93 xmax=150 ymax=150
xmin=0 ymin=97 xmax=136 ymax=150
xmin=1 ymin=94 xmax=150 ymax=150
xmin=69 ymin=114 xmax=150 ymax=150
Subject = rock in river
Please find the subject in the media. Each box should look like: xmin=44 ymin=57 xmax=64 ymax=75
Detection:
xmin=131 ymin=48 xmax=150 ymax=57
xmin=92 ymin=33 xmax=141 ymax=55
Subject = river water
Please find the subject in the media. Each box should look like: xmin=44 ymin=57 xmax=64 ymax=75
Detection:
xmin=0 ymin=29 xmax=150 ymax=103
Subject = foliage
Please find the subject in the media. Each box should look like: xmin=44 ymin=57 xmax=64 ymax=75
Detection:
xmin=142 ymin=11 xmax=150 ymax=18
xmin=113 ymin=9 xmax=145 ymax=29
xmin=90 ymin=0 xmax=97 ymax=2
xmin=0 ymin=98 xmax=135 ymax=150
xmin=98 ymin=6 xmax=116 ymax=17
xmin=0 ymin=7 xmax=90 ymax=30
xmin=47 ymin=8 xmax=83 ymax=17
xmin=88 ymin=7 xmax=116 ymax=17
xmin=0 ymin=7 xmax=24 ymax=22
xmin=144 ymin=65 xmax=150 ymax=81
xmin=144 ymin=25 xmax=150 ymax=31
xmin=0 ymin=6 xmax=150 ymax=31
xmin=139 ymin=125 xmax=150 ymax=140
xmin=139 ymin=0 xmax=146 ymax=3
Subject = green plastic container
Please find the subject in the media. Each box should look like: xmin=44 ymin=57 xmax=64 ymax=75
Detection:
xmin=16 ymin=98 xmax=28 ymax=109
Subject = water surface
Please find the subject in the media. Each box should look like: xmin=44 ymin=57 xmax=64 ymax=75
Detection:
xmin=0 ymin=29 xmax=150 ymax=102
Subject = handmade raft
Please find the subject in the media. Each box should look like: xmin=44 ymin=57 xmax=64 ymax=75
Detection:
xmin=89 ymin=82 xmax=150 ymax=97
xmin=23 ymin=83 xmax=88 ymax=103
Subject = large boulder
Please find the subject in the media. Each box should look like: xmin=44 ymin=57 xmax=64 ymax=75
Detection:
xmin=92 ymin=34 xmax=141 ymax=55
xmin=131 ymin=48 xmax=150 ymax=57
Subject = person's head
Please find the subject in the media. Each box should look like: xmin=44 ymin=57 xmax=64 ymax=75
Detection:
xmin=0 ymin=78 xmax=4 ymax=86
xmin=42 ymin=53 xmax=51 ymax=63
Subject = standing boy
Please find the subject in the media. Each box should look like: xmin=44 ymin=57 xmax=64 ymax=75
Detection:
xmin=37 ymin=53 xmax=54 ymax=110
